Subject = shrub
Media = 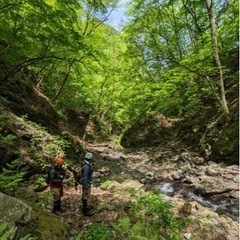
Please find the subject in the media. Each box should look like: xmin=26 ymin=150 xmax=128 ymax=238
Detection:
xmin=111 ymin=192 xmax=183 ymax=240
xmin=100 ymin=180 xmax=111 ymax=190
xmin=77 ymin=224 xmax=114 ymax=240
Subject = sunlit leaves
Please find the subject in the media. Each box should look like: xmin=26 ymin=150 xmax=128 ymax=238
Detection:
xmin=0 ymin=0 xmax=237 ymax=133
xmin=119 ymin=0 xmax=237 ymax=119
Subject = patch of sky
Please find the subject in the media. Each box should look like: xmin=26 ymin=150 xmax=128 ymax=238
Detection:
xmin=106 ymin=0 xmax=129 ymax=31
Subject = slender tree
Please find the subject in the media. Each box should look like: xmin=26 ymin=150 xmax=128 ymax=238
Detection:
xmin=205 ymin=0 xmax=229 ymax=114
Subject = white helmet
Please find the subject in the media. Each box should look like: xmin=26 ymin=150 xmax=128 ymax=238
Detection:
xmin=85 ymin=152 xmax=93 ymax=160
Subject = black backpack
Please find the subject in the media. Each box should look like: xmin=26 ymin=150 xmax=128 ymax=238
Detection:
xmin=45 ymin=165 xmax=54 ymax=184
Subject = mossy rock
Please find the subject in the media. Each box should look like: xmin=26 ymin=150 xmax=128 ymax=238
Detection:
xmin=212 ymin=121 xmax=239 ymax=164
xmin=19 ymin=206 xmax=71 ymax=240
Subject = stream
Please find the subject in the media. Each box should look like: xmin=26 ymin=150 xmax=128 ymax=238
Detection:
xmin=92 ymin=149 xmax=239 ymax=223
xmin=155 ymin=181 xmax=239 ymax=222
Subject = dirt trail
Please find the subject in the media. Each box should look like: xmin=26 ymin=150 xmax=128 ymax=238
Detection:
xmin=52 ymin=186 xmax=115 ymax=234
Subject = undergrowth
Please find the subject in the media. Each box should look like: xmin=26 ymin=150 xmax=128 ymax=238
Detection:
xmin=77 ymin=192 xmax=183 ymax=240
xmin=0 ymin=159 xmax=26 ymax=193
xmin=0 ymin=223 xmax=37 ymax=240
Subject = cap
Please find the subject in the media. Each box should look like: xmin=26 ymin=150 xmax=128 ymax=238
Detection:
xmin=84 ymin=152 xmax=93 ymax=160
xmin=54 ymin=157 xmax=64 ymax=164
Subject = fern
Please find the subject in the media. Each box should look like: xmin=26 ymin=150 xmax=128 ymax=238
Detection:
xmin=78 ymin=192 xmax=183 ymax=240
xmin=0 ymin=223 xmax=37 ymax=240
xmin=21 ymin=114 xmax=47 ymax=132
xmin=112 ymin=217 xmax=131 ymax=235
xmin=0 ymin=223 xmax=15 ymax=240
xmin=19 ymin=234 xmax=37 ymax=240
xmin=0 ymin=134 xmax=17 ymax=147
xmin=0 ymin=114 xmax=14 ymax=128
xmin=0 ymin=159 xmax=26 ymax=192
xmin=100 ymin=180 xmax=111 ymax=190
xmin=0 ymin=223 xmax=8 ymax=233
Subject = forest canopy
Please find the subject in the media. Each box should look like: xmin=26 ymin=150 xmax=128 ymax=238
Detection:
xmin=0 ymin=0 xmax=238 ymax=133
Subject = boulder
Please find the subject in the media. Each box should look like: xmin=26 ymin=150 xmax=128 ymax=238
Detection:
xmin=0 ymin=192 xmax=32 ymax=239
xmin=171 ymin=198 xmax=239 ymax=240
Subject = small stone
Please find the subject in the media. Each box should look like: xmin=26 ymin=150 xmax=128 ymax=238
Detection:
xmin=113 ymin=213 xmax=118 ymax=220
xmin=205 ymin=167 xmax=218 ymax=176
xmin=229 ymin=191 xmax=239 ymax=199
xmin=233 ymin=174 xmax=239 ymax=183
xmin=184 ymin=233 xmax=192 ymax=239
xmin=107 ymin=205 xmax=116 ymax=211
xmin=140 ymin=178 xmax=147 ymax=184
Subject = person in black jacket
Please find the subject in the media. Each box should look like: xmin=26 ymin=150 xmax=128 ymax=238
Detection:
xmin=81 ymin=152 xmax=94 ymax=216
xmin=48 ymin=157 xmax=66 ymax=214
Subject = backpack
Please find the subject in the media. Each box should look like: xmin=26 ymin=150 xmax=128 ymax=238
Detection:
xmin=45 ymin=165 xmax=54 ymax=184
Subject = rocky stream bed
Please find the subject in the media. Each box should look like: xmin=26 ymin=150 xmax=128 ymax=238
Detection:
xmin=86 ymin=144 xmax=239 ymax=222
xmin=38 ymin=144 xmax=239 ymax=240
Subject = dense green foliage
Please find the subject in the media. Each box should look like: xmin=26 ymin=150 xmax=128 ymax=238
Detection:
xmin=0 ymin=0 xmax=238 ymax=132
xmin=0 ymin=112 xmax=70 ymax=193
xmin=0 ymin=159 xmax=26 ymax=192
xmin=0 ymin=114 xmax=26 ymax=192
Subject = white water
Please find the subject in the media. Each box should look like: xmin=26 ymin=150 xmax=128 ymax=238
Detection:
xmin=156 ymin=182 xmax=239 ymax=222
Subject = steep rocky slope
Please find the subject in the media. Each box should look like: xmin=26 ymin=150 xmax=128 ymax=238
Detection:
xmin=0 ymin=74 xmax=88 ymax=164
xmin=120 ymin=103 xmax=239 ymax=165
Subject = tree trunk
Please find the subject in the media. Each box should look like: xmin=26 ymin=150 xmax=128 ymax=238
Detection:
xmin=52 ymin=61 xmax=73 ymax=102
xmin=205 ymin=0 xmax=229 ymax=114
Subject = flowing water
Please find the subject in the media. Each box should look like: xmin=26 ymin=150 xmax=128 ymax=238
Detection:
xmin=93 ymin=152 xmax=239 ymax=223
xmin=155 ymin=182 xmax=239 ymax=222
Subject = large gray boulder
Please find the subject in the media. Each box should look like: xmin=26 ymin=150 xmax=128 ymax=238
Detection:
xmin=0 ymin=192 xmax=32 ymax=239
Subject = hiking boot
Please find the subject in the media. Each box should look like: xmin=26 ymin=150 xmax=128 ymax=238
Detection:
xmin=52 ymin=209 xmax=59 ymax=215
xmin=83 ymin=209 xmax=94 ymax=217
xmin=58 ymin=207 xmax=66 ymax=213
xmin=57 ymin=200 xmax=66 ymax=212
xmin=53 ymin=201 xmax=59 ymax=214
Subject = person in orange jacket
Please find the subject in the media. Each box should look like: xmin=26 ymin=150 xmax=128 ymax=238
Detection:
xmin=48 ymin=157 xmax=66 ymax=214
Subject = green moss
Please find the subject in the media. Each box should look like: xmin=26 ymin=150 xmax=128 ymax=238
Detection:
xmin=212 ymin=122 xmax=239 ymax=164
xmin=21 ymin=206 xmax=71 ymax=240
